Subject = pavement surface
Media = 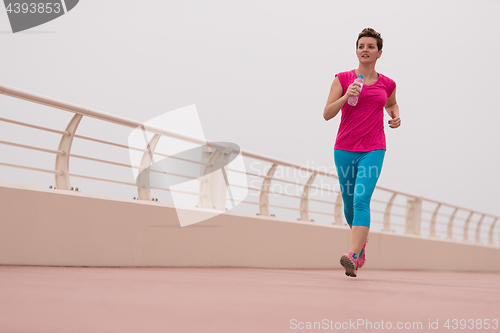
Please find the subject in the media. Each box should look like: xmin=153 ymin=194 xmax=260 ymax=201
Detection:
xmin=1 ymin=266 xmax=499 ymax=332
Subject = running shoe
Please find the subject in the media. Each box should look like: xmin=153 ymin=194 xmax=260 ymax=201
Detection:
xmin=340 ymin=252 xmax=358 ymax=277
xmin=357 ymin=237 xmax=369 ymax=269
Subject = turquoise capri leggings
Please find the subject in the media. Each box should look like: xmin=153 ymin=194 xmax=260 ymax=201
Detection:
xmin=334 ymin=149 xmax=385 ymax=228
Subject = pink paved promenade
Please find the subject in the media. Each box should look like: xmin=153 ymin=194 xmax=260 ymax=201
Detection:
xmin=1 ymin=266 xmax=499 ymax=333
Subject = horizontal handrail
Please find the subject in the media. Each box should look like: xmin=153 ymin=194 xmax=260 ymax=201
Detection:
xmin=0 ymin=161 xmax=63 ymax=175
xmin=70 ymin=154 xmax=138 ymax=169
xmin=0 ymin=84 xmax=209 ymax=146
xmin=0 ymin=139 xmax=64 ymax=155
xmin=0 ymin=116 xmax=70 ymax=135
xmin=268 ymin=203 xmax=300 ymax=212
xmin=69 ymin=173 xmax=137 ymax=187
xmin=74 ymin=134 xmax=147 ymax=152
xmin=74 ymin=135 xmax=211 ymax=167
xmin=309 ymin=197 xmax=336 ymax=205
xmin=149 ymin=185 xmax=201 ymax=197
xmin=70 ymin=153 xmax=201 ymax=182
xmin=308 ymin=210 xmax=334 ymax=216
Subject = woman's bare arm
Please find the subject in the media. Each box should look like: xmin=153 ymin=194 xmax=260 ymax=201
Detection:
xmin=385 ymin=88 xmax=401 ymax=129
xmin=323 ymin=77 xmax=347 ymax=121
xmin=323 ymin=76 xmax=360 ymax=121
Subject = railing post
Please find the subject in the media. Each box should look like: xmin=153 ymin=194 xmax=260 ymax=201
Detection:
xmin=489 ymin=218 xmax=498 ymax=246
xmin=475 ymin=214 xmax=485 ymax=244
xmin=259 ymin=164 xmax=277 ymax=216
xmin=429 ymin=203 xmax=441 ymax=238
xmin=405 ymin=196 xmax=422 ymax=235
xmin=463 ymin=211 xmax=474 ymax=242
xmin=55 ymin=114 xmax=82 ymax=190
xmin=137 ymin=134 xmax=161 ymax=201
xmin=300 ymin=173 xmax=316 ymax=222
xmin=198 ymin=147 xmax=230 ymax=210
xmin=199 ymin=146 xmax=214 ymax=209
xmin=384 ymin=193 xmax=397 ymax=232
xmin=447 ymin=208 xmax=458 ymax=240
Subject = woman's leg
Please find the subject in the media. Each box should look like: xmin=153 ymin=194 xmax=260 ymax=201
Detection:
xmin=351 ymin=226 xmax=369 ymax=256
xmin=333 ymin=149 xmax=358 ymax=226
xmin=350 ymin=150 xmax=385 ymax=254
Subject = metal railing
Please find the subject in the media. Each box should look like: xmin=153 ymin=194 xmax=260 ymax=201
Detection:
xmin=0 ymin=83 xmax=498 ymax=246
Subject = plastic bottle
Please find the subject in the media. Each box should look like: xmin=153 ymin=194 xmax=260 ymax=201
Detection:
xmin=347 ymin=74 xmax=364 ymax=106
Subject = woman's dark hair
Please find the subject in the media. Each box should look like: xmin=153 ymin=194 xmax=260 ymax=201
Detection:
xmin=356 ymin=28 xmax=383 ymax=51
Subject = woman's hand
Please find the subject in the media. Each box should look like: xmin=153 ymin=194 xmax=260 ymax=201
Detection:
xmin=345 ymin=82 xmax=361 ymax=98
xmin=388 ymin=111 xmax=401 ymax=129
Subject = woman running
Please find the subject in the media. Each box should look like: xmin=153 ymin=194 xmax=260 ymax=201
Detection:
xmin=323 ymin=28 xmax=401 ymax=277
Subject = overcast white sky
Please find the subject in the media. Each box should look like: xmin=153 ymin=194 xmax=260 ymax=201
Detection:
xmin=1 ymin=0 xmax=499 ymax=219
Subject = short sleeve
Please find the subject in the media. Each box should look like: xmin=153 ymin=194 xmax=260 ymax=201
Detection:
xmin=335 ymin=72 xmax=349 ymax=95
xmin=386 ymin=77 xmax=396 ymax=97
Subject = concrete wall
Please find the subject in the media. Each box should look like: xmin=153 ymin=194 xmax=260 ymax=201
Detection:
xmin=1 ymin=183 xmax=499 ymax=271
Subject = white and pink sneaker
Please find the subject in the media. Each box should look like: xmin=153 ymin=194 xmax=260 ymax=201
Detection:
xmin=340 ymin=252 xmax=358 ymax=277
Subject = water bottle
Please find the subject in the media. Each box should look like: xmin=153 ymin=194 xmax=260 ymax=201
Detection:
xmin=347 ymin=74 xmax=364 ymax=106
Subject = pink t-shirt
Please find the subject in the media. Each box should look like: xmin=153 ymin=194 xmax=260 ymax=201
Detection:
xmin=334 ymin=69 xmax=396 ymax=152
